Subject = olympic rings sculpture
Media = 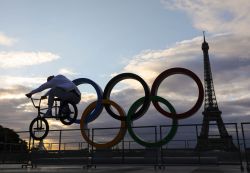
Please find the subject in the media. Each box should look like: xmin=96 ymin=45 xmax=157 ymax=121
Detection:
xmin=73 ymin=67 xmax=204 ymax=149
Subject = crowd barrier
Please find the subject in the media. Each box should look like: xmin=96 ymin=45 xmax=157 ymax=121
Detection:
xmin=0 ymin=122 xmax=248 ymax=170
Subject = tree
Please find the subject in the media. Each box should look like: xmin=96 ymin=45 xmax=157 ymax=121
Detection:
xmin=0 ymin=125 xmax=28 ymax=152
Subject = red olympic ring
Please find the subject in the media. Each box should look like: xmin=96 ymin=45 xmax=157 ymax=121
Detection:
xmin=151 ymin=67 xmax=204 ymax=119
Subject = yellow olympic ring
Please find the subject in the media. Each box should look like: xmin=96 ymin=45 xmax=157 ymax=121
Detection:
xmin=80 ymin=99 xmax=127 ymax=149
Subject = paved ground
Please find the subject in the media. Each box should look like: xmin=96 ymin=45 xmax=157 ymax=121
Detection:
xmin=0 ymin=165 xmax=247 ymax=173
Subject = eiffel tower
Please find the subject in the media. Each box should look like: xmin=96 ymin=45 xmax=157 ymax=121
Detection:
xmin=196 ymin=32 xmax=237 ymax=151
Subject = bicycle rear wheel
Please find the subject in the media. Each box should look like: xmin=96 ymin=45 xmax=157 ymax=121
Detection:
xmin=29 ymin=117 xmax=49 ymax=140
xmin=59 ymin=102 xmax=78 ymax=125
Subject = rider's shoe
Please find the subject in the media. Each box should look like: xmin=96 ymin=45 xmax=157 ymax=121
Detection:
xmin=43 ymin=109 xmax=52 ymax=118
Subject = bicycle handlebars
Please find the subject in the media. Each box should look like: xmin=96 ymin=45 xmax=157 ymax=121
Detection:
xmin=29 ymin=96 xmax=46 ymax=108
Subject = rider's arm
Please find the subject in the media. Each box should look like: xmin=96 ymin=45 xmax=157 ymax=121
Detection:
xmin=30 ymin=81 xmax=54 ymax=95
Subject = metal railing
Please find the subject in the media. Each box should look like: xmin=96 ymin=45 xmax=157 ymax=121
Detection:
xmin=1 ymin=122 xmax=249 ymax=170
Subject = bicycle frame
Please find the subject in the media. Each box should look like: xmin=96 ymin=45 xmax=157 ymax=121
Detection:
xmin=30 ymin=97 xmax=61 ymax=118
xmin=29 ymin=96 xmax=78 ymax=140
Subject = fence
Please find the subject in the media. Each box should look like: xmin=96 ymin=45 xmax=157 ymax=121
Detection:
xmin=0 ymin=122 xmax=249 ymax=170
xmin=241 ymin=122 xmax=250 ymax=171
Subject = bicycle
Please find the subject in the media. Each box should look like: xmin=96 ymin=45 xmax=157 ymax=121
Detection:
xmin=28 ymin=96 xmax=78 ymax=140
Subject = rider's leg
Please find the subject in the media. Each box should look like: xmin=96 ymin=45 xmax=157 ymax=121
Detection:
xmin=48 ymin=87 xmax=80 ymax=106
xmin=44 ymin=88 xmax=65 ymax=116
xmin=45 ymin=88 xmax=80 ymax=117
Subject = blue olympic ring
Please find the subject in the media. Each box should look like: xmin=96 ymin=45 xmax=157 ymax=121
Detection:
xmin=72 ymin=78 xmax=103 ymax=124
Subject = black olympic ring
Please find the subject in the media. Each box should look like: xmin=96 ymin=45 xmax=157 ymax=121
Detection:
xmin=103 ymin=73 xmax=151 ymax=121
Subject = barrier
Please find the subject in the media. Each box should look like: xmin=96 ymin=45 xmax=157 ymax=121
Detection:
xmin=6 ymin=122 xmax=245 ymax=169
xmin=241 ymin=122 xmax=250 ymax=171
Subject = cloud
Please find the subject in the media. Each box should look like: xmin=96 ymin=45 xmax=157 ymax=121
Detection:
xmin=0 ymin=86 xmax=29 ymax=100
xmin=0 ymin=91 xmax=35 ymax=131
xmin=0 ymin=51 xmax=60 ymax=68
xmin=0 ymin=32 xmax=17 ymax=46
xmin=0 ymin=76 xmax=46 ymax=88
xmin=58 ymin=68 xmax=78 ymax=76
xmin=121 ymin=36 xmax=203 ymax=84
xmin=161 ymin=0 xmax=250 ymax=35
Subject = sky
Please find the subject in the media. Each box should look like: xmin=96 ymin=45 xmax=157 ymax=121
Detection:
xmin=0 ymin=0 xmax=249 ymax=138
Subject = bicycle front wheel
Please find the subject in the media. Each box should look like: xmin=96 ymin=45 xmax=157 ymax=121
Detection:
xmin=29 ymin=117 xmax=49 ymax=140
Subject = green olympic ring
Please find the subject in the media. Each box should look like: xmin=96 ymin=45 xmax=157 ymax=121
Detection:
xmin=126 ymin=96 xmax=178 ymax=148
